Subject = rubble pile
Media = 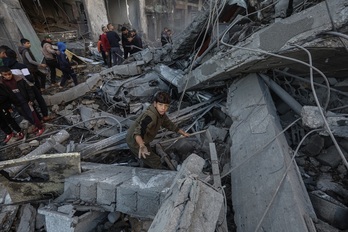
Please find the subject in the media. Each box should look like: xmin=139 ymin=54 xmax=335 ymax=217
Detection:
xmin=1 ymin=0 xmax=348 ymax=231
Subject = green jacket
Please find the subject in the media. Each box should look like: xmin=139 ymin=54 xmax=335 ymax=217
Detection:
xmin=126 ymin=104 xmax=179 ymax=148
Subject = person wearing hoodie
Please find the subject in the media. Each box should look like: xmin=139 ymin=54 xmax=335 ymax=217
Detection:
xmin=0 ymin=66 xmax=45 ymax=136
xmin=3 ymin=49 xmax=51 ymax=122
xmin=56 ymin=42 xmax=78 ymax=88
xmin=41 ymin=35 xmax=59 ymax=86
xmin=0 ymin=78 xmax=24 ymax=144
xmin=18 ymin=38 xmax=47 ymax=92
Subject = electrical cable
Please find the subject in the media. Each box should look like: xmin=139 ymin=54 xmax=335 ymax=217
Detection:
xmin=294 ymin=44 xmax=331 ymax=111
xmin=297 ymin=45 xmax=348 ymax=170
xmin=177 ymin=0 xmax=226 ymax=111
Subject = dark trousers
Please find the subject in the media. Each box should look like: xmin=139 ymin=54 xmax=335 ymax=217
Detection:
xmin=0 ymin=109 xmax=21 ymax=135
xmin=45 ymin=59 xmax=59 ymax=84
xmin=32 ymin=70 xmax=47 ymax=90
xmin=110 ymin=47 xmax=124 ymax=66
xmin=127 ymin=142 xmax=162 ymax=169
xmin=101 ymin=50 xmax=107 ymax=65
xmin=123 ymin=47 xmax=130 ymax=59
xmin=16 ymin=103 xmax=43 ymax=129
xmin=60 ymin=69 xmax=78 ymax=87
xmin=32 ymin=86 xmax=48 ymax=118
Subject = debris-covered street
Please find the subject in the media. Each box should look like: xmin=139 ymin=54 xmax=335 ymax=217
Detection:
xmin=1 ymin=0 xmax=348 ymax=231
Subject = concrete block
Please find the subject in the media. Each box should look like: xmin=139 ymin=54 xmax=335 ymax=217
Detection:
xmin=65 ymin=167 xmax=123 ymax=203
xmin=39 ymin=206 xmax=107 ymax=232
xmin=97 ymin=167 xmax=133 ymax=211
xmin=116 ymin=168 xmax=176 ymax=218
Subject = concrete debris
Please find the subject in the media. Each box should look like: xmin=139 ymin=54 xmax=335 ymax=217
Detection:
xmin=38 ymin=204 xmax=108 ymax=232
xmin=309 ymin=190 xmax=348 ymax=230
xmin=149 ymin=154 xmax=223 ymax=232
xmin=227 ymin=74 xmax=316 ymax=231
xmin=0 ymin=153 xmax=80 ymax=203
xmin=1 ymin=0 xmax=348 ymax=231
xmin=17 ymin=204 xmax=36 ymax=232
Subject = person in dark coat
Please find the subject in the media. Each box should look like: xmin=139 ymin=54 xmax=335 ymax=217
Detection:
xmin=3 ymin=49 xmax=51 ymax=122
xmin=0 ymin=81 xmax=24 ymax=144
xmin=56 ymin=42 xmax=78 ymax=88
xmin=121 ymin=27 xmax=131 ymax=59
xmin=0 ymin=66 xmax=45 ymax=136
xmin=127 ymin=29 xmax=143 ymax=55
xmin=106 ymin=23 xmax=123 ymax=66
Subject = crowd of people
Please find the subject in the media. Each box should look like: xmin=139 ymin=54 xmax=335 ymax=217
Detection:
xmin=0 ymin=34 xmax=80 ymax=144
xmin=97 ymin=23 xmax=144 ymax=67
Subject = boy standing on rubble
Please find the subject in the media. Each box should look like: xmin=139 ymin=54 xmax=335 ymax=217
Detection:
xmin=0 ymin=66 xmax=45 ymax=136
xmin=126 ymin=91 xmax=189 ymax=169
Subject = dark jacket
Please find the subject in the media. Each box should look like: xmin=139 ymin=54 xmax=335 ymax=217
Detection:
xmin=1 ymin=74 xmax=35 ymax=103
xmin=106 ymin=31 xmax=121 ymax=48
xmin=129 ymin=34 xmax=143 ymax=54
xmin=0 ymin=81 xmax=20 ymax=110
xmin=56 ymin=42 xmax=72 ymax=72
xmin=3 ymin=57 xmax=35 ymax=83
xmin=126 ymin=104 xmax=179 ymax=148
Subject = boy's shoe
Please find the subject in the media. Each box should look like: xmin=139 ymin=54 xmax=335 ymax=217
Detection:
xmin=3 ymin=133 xmax=14 ymax=144
xmin=16 ymin=132 xmax=24 ymax=140
xmin=36 ymin=128 xmax=45 ymax=136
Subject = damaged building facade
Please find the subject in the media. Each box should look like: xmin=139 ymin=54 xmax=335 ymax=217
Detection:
xmin=1 ymin=0 xmax=348 ymax=231
xmin=0 ymin=0 xmax=202 ymax=50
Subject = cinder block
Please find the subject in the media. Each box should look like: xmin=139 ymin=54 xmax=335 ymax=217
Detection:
xmin=97 ymin=167 xmax=133 ymax=211
xmin=116 ymin=168 xmax=176 ymax=218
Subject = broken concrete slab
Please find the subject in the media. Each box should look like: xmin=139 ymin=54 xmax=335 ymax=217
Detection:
xmin=38 ymin=204 xmax=107 ymax=232
xmin=309 ymin=190 xmax=348 ymax=230
xmin=153 ymin=64 xmax=185 ymax=88
xmin=99 ymin=61 xmax=144 ymax=77
xmin=4 ymin=130 xmax=70 ymax=177
xmin=226 ymin=74 xmax=316 ymax=231
xmin=43 ymin=74 xmax=102 ymax=106
xmin=149 ymin=154 xmax=223 ymax=232
xmin=56 ymin=165 xmax=176 ymax=218
xmin=0 ymin=193 xmax=18 ymax=232
xmin=181 ymin=0 xmax=348 ymax=91
xmin=0 ymin=153 xmax=80 ymax=203
xmin=17 ymin=204 xmax=36 ymax=232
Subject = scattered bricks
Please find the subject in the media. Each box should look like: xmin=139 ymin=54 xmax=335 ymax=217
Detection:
xmin=65 ymin=167 xmax=121 ymax=203
xmin=316 ymin=145 xmax=347 ymax=168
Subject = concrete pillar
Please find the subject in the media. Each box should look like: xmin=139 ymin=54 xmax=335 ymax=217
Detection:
xmin=82 ymin=0 xmax=108 ymax=41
